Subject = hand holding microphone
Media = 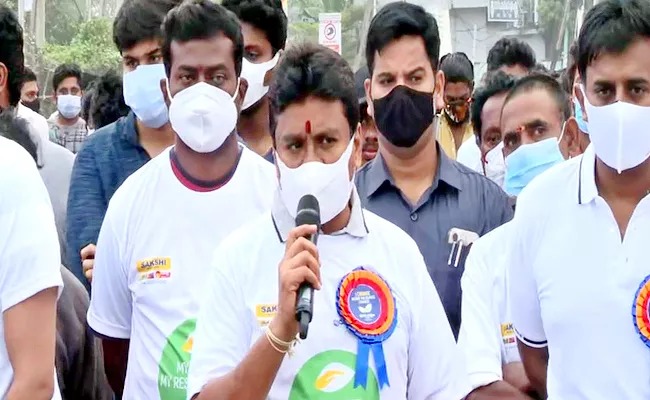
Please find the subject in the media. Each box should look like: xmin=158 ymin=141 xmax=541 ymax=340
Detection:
xmin=270 ymin=195 xmax=321 ymax=343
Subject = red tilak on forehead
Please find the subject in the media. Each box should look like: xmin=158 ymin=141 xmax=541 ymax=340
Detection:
xmin=305 ymin=120 xmax=312 ymax=134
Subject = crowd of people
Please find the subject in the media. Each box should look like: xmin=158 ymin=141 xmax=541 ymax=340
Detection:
xmin=0 ymin=0 xmax=649 ymax=399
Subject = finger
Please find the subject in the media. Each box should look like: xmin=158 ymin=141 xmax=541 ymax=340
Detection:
xmin=80 ymin=243 xmax=96 ymax=260
xmin=82 ymin=259 xmax=94 ymax=273
xmin=285 ymin=266 xmax=321 ymax=291
xmin=284 ymin=236 xmax=319 ymax=261
xmin=285 ymin=225 xmax=317 ymax=251
xmin=283 ymin=251 xmax=320 ymax=282
xmin=84 ymin=269 xmax=92 ymax=281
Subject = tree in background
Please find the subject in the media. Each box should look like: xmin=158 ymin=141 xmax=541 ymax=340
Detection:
xmin=538 ymin=0 xmax=581 ymax=67
xmin=44 ymin=18 xmax=120 ymax=74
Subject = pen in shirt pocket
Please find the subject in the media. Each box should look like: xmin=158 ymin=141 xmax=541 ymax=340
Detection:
xmin=447 ymin=228 xmax=479 ymax=268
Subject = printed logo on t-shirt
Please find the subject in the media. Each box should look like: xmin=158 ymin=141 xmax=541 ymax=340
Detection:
xmin=501 ymin=322 xmax=516 ymax=345
xmin=289 ymin=350 xmax=380 ymax=399
xmin=158 ymin=318 xmax=196 ymax=399
xmin=255 ymin=303 xmax=278 ymax=327
xmin=137 ymin=257 xmax=172 ymax=282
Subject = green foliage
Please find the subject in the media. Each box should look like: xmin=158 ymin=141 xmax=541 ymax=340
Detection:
xmin=43 ymin=18 xmax=120 ymax=74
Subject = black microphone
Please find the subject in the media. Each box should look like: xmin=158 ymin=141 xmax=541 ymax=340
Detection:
xmin=295 ymin=194 xmax=320 ymax=340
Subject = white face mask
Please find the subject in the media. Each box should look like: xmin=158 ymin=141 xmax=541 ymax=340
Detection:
xmin=241 ymin=52 xmax=280 ymax=111
xmin=57 ymin=95 xmax=81 ymax=119
xmin=483 ymin=141 xmax=506 ymax=188
xmin=168 ymin=81 xmax=240 ymax=153
xmin=276 ymin=138 xmax=355 ymax=224
xmin=583 ymin=88 xmax=650 ymax=173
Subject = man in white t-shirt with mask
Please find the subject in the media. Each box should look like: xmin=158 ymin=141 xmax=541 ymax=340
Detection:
xmin=86 ymin=2 xmax=275 ymax=399
xmin=187 ymin=42 xmax=469 ymax=400
xmin=222 ymin=0 xmax=286 ymax=162
xmin=458 ymin=73 xmax=582 ymax=400
xmin=510 ymin=1 xmax=650 ymax=398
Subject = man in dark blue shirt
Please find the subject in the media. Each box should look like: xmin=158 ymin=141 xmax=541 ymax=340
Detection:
xmin=66 ymin=0 xmax=181 ymax=290
xmin=355 ymin=2 xmax=513 ymax=338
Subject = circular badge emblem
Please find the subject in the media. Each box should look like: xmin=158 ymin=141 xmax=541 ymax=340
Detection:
xmin=633 ymin=275 xmax=650 ymax=348
xmin=336 ymin=267 xmax=397 ymax=390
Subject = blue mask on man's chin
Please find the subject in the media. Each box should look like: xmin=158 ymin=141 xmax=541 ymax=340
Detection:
xmin=504 ymin=137 xmax=565 ymax=196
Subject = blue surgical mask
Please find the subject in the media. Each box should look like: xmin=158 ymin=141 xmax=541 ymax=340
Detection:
xmin=574 ymin=98 xmax=589 ymax=134
xmin=123 ymin=64 xmax=169 ymax=129
xmin=504 ymin=136 xmax=565 ymax=196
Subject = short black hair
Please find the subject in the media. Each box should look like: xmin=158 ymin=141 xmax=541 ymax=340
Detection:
xmin=577 ymin=0 xmax=650 ymax=83
xmin=0 ymin=6 xmax=25 ymax=107
xmin=270 ymin=43 xmax=359 ymax=137
xmin=503 ymin=73 xmax=572 ymax=123
xmin=487 ymin=38 xmax=536 ymax=72
xmin=366 ymin=2 xmax=440 ymax=74
xmin=440 ymin=52 xmax=474 ymax=84
xmin=22 ymin=66 xmax=37 ymax=84
xmin=471 ymin=70 xmax=516 ymax=143
xmin=162 ymin=0 xmax=244 ymax=77
xmin=222 ymin=0 xmax=287 ymax=55
xmin=90 ymin=71 xmax=130 ymax=129
xmin=52 ymin=63 xmax=82 ymax=92
xmin=113 ymin=0 xmax=182 ymax=53
xmin=0 ymin=108 xmax=37 ymax=162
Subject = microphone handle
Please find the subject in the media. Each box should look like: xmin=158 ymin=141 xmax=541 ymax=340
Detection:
xmin=296 ymin=283 xmax=313 ymax=339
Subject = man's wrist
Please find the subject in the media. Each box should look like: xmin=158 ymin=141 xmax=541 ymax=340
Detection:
xmin=268 ymin=315 xmax=297 ymax=343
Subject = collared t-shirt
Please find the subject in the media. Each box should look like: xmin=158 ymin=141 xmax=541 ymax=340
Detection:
xmin=0 ymin=137 xmax=63 ymax=399
xmin=87 ymin=145 xmax=275 ymax=400
xmin=187 ymin=190 xmax=470 ymax=400
xmin=509 ymin=144 xmax=650 ymax=399
xmin=48 ymin=114 xmax=88 ymax=154
xmin=458 ymin=223 xmax=520 ymax=391
xmin=66 ymin=112 xmax=150 ymax=288
xmin=17 ymin=102 xmax=50 ymax=143
xmin=356 ymin=145 xmax=513 ymax=338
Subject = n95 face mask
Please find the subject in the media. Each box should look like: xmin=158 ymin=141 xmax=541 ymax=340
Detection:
xmin=276 ymin=138 xmax=355 ymax=224
xmin=57 ymin=95 xmax=81 ymax=119
xmin=583 ymin=91 xmax=650 ymax=173
xmin=123 ymin=64 xmax=169 ymax=129
xmin=483 ymin=141 xmax=506 ymax=188
xmin=169 ymin=81 xmax=240 ymax=153
xmin=241 ymin=52 xmax=280 ymax=111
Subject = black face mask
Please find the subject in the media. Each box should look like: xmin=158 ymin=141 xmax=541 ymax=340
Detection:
xmin=372 ymin=85 xmax=434 ymax=148
xmin=23 ymin=98 xmax=40 ymax=114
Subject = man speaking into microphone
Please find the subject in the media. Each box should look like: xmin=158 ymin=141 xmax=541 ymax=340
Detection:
xmin=187 ymin=43 xmax=469 ymax=400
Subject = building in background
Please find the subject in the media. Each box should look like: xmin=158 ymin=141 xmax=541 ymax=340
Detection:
xmin=448 ymin=0 xmax=546 ymax=81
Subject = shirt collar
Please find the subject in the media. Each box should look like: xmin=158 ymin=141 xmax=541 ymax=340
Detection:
xmin=121 ymin=112 xmax=140 ymax=147
xmin=577 ymin=143 xmax=598 ymax=205
xmin=271 ymin=186 xmax=369 ymax=243
xmin=364 ymin=142 xmax=464 ymax=198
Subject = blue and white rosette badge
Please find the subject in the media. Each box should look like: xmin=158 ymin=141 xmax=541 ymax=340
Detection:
xmin=336 ymin=266 xmax=397 ymax=389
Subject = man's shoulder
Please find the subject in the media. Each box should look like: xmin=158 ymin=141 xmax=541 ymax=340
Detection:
xmin=449 ymin=157 xmax=505 ymax=195
xmin=363 ymin=210 xmax=422 ymax=255
xmin=80 ymin=117 xmax=127 ymax=150
xmin=0 ymin=136 xmax=39 ymax=179
xmin=517 ymin=156 xmax=582 ymax=211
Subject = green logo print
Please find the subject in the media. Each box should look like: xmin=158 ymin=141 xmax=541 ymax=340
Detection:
xmin=158 ymin=318 xmax=196 ymax=399
xmin=289 ymin=350 xmax=380 ymax=400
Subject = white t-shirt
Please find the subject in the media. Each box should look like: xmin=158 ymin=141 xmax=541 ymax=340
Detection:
xmin=17 ymin=102 xmax=50 ymax=143
xmin=188 ymin=208 xmax=469 ymax=400
xmin=509 ymin=144 xmax=650 ymax=399
xmin=458 ymin=223 xmax=520 ymax=391
xmin=87 ymin=146 xmax=275 ymax=400
xmin=456 ymin=138 xmax=482 ymax=173
xmin=0 ymin=137 xmax=63 ymax=399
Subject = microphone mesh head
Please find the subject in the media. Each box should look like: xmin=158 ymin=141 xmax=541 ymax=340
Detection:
xmin=296 ymin=194 xmax=321 ymax=227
